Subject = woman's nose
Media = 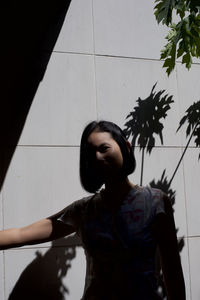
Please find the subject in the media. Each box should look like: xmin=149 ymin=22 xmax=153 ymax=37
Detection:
xmin=96 ymin=151 xmax=104 ymax=161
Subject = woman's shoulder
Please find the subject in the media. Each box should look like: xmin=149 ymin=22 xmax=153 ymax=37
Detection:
xmin=55 ymin=194 xmax=96 ymax=228
xmin=136 ymin=185 xmax=164 ymax=198
xmin=67 ymin=194 xmax=97 ymax=211
xmin=134 ymin=185 xmax=167 ymax=215
xmin=145 ymin=186 xmax=170 ymax=215
xmin=133 ymin=185 xmax=164 ymax=199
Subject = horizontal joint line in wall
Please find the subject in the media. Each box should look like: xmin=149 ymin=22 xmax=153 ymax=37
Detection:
xmin=16 ymin=145 xmax=80 ymax=148
xmin=53 ymin=51 xmax=161 ymax=62
xmin=134 ymin=145 xmax=199 ymax=149
xmin=14 ymin=145 xmax=199 ymax=149
xmin=52 ymin=51 xmax=200 ymax=65
xmin=7 ymin=244 xmax=82 ymax=251
xmin=53 ymin=50 xmax=93 ymax=57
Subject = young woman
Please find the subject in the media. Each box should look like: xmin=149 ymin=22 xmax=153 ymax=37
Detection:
xmin=0 ymin=120 xmax=185 ymax=300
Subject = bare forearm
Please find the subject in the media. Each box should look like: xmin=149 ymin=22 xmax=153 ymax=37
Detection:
xmin=0 ymin=217 xmax=75 ymax=250
xmin=0 ymin=219 xmax=53 ymax=250
xmin=0 ymin=228 xmax=22 ymax=249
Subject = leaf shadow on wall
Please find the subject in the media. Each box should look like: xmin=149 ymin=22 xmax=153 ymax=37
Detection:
xmin=123 ymin=83 xmax=174 ymax=185
xmin=123 ymin=84 xmax=184 ymax=299
xmin=0 ymin=0 xmax=72 ymax=191
xmin=8 ymin=235 xmax=82 ymax=300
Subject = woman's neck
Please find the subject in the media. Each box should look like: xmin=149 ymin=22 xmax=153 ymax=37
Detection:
xmin=102 ymin=177 xmax=135 ymax=205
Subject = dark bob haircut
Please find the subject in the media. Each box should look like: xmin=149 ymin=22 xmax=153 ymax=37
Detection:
xmin=80 ymin=120 xmax=136 ymax=193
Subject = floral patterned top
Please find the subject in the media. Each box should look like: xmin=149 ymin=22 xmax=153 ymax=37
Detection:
xmin=57 ymin=186 xmax=166 ymax=300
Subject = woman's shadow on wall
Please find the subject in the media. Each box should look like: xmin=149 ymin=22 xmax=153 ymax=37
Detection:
xmin=8 ymin=235 xmax=82 ymax=300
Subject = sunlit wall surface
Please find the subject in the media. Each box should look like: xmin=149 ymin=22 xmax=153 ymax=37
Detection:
xmin=1 ymin=0 xmax=200 ymax=299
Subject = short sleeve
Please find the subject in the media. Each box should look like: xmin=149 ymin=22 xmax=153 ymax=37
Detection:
xmin=151 ymin=188 xmax=166 ymax=216
xmin=56 ymin=196 xmax=92 ymax=230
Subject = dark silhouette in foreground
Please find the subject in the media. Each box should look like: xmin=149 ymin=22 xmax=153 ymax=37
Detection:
xmin=1 ymin=1 xmax=72 ymax=191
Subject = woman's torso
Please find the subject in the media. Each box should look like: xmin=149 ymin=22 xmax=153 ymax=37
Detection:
xmin=77 ymin=186 xmax=164 ymax=300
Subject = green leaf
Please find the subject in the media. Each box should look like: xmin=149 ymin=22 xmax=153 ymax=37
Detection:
xmin=155 ymin=0 xmax=200 ymax=74
xmin=190 ymin=27 xmax=200 ymax=38
xmin=195 ymin=37 xmax=200 ymax=56
xmin=162 ymin=42 xmax=176 ymax=75
xmin=182 ymin=52 xmax=192 ymax=69
xmin=161 ymin=41 xmax=173 ymax=59
xmin=154 ymin=0 xmax=175 ymax=25
xmin=175 ymin=0 xmax=186 ymax=19
xmin=163 ymin=58 xmax=172 ymax=67
xmin=177 ymin=47 xmax=184 ymax=58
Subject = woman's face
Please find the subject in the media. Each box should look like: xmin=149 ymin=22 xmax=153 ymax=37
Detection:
xmin=87 ymin=131 xmax=124 ymax=179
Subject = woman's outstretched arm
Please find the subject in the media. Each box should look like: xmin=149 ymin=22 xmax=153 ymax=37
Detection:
xmin=0 ymin=214 xmax=75 ymax=250
xmin=155 ymin=194 xmax=186 ymax=300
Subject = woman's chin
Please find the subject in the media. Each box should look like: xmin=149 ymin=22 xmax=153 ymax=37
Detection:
xmin=102 ymin=170 xmax=122 ymax=181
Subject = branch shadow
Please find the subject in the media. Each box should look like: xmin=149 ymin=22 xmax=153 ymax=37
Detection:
xmin=0 ymin=0 xmax=72 ymax=191
xmin=8 ymin=234 xmax=82 ymax=300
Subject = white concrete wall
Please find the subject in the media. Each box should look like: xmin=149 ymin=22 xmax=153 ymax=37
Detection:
xmin=1 ymin=0 xmax=200 ymax=299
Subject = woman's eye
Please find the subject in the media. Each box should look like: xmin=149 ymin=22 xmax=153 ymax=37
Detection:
xmin=99 ymin=146 xmax=109 ymax=153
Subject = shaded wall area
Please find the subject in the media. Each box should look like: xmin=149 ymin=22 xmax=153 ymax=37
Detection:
xmin=1 ymin=0 xmax=72 ymax=190
xmin=7 ymin=236 xmax=82 ymax=300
